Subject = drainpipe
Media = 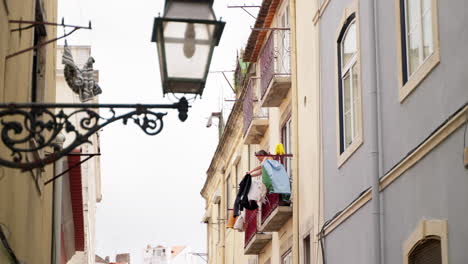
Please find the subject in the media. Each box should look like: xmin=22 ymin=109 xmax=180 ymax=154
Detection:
xmin=366 ymin=0 xmax=382 ymax=263
xmin=52 ymin=134 xmax=66 ymax=264
xmin=290 ymin=0 xmax=300 ymax=263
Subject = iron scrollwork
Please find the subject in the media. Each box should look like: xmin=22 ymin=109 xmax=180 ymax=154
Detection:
xmin=0 ymin=97 xmax=189 ymax=170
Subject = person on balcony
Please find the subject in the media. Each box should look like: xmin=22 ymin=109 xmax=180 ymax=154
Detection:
xmin=248 ymin=149 xmax=291 ymax=195
xmin=247 ymin=149 xmax=271 ymax=177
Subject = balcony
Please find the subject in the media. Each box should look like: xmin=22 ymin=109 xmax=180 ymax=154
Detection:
xmin=259 ymin=193 xmax=292 ymax=232
xmin=244 ymin=209 xmax=272 ymax=255
xmin=260 ymin=31 xmax=291 ymax=107
xmin=243 ymin=79 xmax=269 ymax=144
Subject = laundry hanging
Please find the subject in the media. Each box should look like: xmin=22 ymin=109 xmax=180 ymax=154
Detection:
xmin=62 ymin=40 xmax=102 ymax=102
xmin=233 ymin=174 xmax=258 ymax=217
xmin=261 ymin=159 xmax=291 ymax=194
xmin=248 ymin=177 xmax=267 ymax=204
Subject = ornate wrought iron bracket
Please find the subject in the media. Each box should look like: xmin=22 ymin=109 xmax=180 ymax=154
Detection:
xmin=0 ymin=97 xmax=189 ymax=170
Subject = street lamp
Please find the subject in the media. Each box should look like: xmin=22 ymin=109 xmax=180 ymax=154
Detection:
xmin=0 ymin=0 xmax=226 ymax=170
xmin=151 ymin=0 xmax=225 ymax=96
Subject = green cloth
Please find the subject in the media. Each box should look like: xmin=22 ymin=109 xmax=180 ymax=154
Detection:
xmin=262 ymin=166 xmax=273 ymax=192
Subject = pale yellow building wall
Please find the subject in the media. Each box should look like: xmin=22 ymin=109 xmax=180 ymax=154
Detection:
xmin=0 ymin=0 xmax=58 ymax=263
xmin=204 ymin=2 xmax=297 ymax=263
xmin=291 ymin=0 xmax=322 ymax=263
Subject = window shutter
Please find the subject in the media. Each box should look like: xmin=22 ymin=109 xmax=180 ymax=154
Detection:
xmin=409 ymin=239 xmax=442 ymax=264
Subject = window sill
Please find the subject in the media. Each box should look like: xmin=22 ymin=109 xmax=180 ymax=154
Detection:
xmin=337 ymin=136 xmax=363 ymax=168
xmin=399 ymin=50 xmax=440 ymax=103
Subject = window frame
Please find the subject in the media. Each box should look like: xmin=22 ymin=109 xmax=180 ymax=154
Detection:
xmin=31 ymin=0 xmax=47 ymax=103
xmin=403 ymin=219 xmax=448 ymax=264
xmin=225 ymin=172 xmax=231 ymax=219
xmin=335 ymin=2 xmax=363 ymax=167
xmin=396 ymin=0 xmax=440 ymax=102
xmin=281 ymin=248 xmax=293 ymax=264
xmin=303 ymin=234 xmax=311 ymax=264
xmin=281 ymin=114 xmax=292 ymax=177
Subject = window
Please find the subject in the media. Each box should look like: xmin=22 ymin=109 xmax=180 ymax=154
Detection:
xmin=409 ymin=238 xmax=441 ymax=264
xmin=281 ymin=116 xmax=292 ymax=177
xmin=397 ymin=0 xmax=440 ymax=101
xmin=31 ymin=0 xmax=47 ymax=102
xmin=336 ymin=9 xmax=363 ymax=166
xmin=303 ymin=235 xmax=311 ymax=264
xmin=217 ymin=202 xmax=221 ymax=244
xmin=226 ymin=173 xmax=232 ymax=218
xmin=248 ymin=256 xmax=259 ymax=264
xmin=403 ymin=220 xmax=448 ymax=264
xmin=235 ymin=158 xmax=241 ymax=188
xmin=226 ymin=173 xmax=230 ymax=217
xmin=282 ymin=249 xmax=293 ymax=264
xmin=339 ymin=17 xmax=358 ymax=151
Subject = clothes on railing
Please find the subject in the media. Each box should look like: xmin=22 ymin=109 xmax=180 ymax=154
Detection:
xmin=233 ymin=174 xmax=258 ymax=217
xmin=261 ymin=159 xmax=291 ymax=194
xmin=62 ymin=41 xmax=102 ymax=102
xmin=233 ymin=210 xmax=245 ymax=231
xmin=248 ymin=177 xmax=268 ymax=204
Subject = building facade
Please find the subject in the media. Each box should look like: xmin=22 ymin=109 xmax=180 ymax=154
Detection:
xmin=313 ymin=0 xmax=468 ymax=263
xmin=0 ymin=0 xmax=58 ymax=263
xmin=202 ymin=0 xmax=468 ymax=264
xmin=143 ymin=245 xmax=196 ymax=264
xmin=56 ymin=45 xmax=102 ymax=264
xmin=201 ymin=0 xmax=294 ymax=264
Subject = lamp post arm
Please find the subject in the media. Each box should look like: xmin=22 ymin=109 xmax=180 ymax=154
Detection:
xmin=0 ymin=98 xmax=189 ymax=170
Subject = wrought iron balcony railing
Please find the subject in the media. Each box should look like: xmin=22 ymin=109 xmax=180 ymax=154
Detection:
xmin=244 ymin=208 xmax=258 ymax=246
xmin=243 ymin=79 xmax=254 ymax=136
xmin=261 ymin=193 xmax=281 ymax=224
xmin=242 ymin=79 xmax=269 ymax=135
xmin=260 ymin=30 xmax=291 ymax=99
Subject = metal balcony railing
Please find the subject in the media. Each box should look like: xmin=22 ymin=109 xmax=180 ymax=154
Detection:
xmin=244 ymin=209 xmax=258 ymax=246
xmin=243 ymin=80 xmax=269 ymax=136
xmin=260 ymin=30 xmax=291 ymax=99
xmin=261 ymin=193 xmax=281 ymax=224
xmin=243 ymin=80 xmax=254 ymax=136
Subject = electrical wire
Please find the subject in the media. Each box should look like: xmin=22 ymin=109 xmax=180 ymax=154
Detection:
xmin=0 ymin=224 xmax=20 ymax=264
xmin=316 ymin=187 xmax=370 ymax=264
xmin=0 ymin=167 xmax=4 ymax=182
xmin=463 ymin=113 xmax=467 ymax=165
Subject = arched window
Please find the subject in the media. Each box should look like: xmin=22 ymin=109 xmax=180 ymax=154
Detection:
xmin=336 ymin=11 xmax=363 ymax=165
xmin=403 ymin=220 xmax=448 ymax=264
xmin=340 ymin=19 xmax=358 ymax=150
xmin=409 ymin=238 xmax=442 ymax=264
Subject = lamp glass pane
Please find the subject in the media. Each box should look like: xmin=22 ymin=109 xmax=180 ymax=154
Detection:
xmin=166 ymin=1 xmax=215 ymax=20
xmin=163 ymin=21 xmax=215 ymax=79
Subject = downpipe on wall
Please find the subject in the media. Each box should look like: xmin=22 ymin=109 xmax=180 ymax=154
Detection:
xmin=367 ymin=0 xmax=383 ymax=263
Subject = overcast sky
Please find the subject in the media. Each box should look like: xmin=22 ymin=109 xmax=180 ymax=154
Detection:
xmin=58 ymin=0 xmax=258 ymax=262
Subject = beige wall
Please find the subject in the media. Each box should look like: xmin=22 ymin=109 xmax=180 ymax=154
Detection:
xmin=0 ymin=0 xmax=58 ymax=263
xmin=291 ymin=0 xmax=322 ymax=263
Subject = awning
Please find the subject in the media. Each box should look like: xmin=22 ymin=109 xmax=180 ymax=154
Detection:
xmin=60 ymin=151 xmax=85 ymax=263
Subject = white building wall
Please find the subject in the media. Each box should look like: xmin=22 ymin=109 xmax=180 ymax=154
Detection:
xmin=56 ymin=45 xmax=102 ymax=264
xmin=143 ymin=246 xmax=198 ymax=264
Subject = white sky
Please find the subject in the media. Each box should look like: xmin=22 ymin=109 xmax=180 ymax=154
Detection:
xmin=58 ymin=0 xmax=258 ymax=262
